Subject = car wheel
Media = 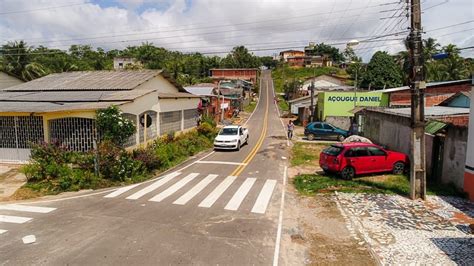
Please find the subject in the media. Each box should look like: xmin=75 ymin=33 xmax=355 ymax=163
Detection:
xmin=246 ymin=135 xmax=249 ymax=144
xmin=236 ymin=141 xmax=241 ymax=151
xmin=392 ymin=162 xmax=405 ymax=175
xmin=341 ymin=166 xmax=355 ymax=180
xmin=338 ymin=135 xmax=345 ymax=142
xmin=307 ymin=134 xmax=315 ymax=141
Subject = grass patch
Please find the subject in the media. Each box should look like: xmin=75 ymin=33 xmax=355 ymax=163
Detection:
xmin=244 ymin=100 xmax=257 ymax=113
xmin=294 ymin=173 xmax=411 ymax=195
xmin=291 ymin=142 xmax=328 ymax=167
xmin=294 ymin=173 xmax=466 ymax=197
xmin=277 ymin=94 xmax=289 ymax=112
xmin=272 ymin=65 xmax=339 ymax=93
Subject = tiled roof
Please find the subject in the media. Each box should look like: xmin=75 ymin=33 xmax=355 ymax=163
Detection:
xmin=157 ymin=92 xmax=201 ymax=99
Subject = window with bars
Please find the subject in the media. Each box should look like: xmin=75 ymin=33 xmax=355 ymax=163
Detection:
xmin=0 ymin=116 xmax=44 ymax=149
xmin=183 ymin=109 xmax=198 ymax=129
xmin=49 ymin=117 xmax=97 ymax=152
xmin=160 ymin=111 xmax=182 ymax=135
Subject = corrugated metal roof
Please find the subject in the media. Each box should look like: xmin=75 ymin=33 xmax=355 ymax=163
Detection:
xmin=0 ymin=88 xmax=155 ymax=102
xmin=425 ymin=120 xmax=447 ymax=134
xmin=370 ymin=79 xmax=471 ymax=93
xmin=157 ymin=92 xmax=200 ymax=99
xmin=184 ymin=86 xmax=215 ymax=96
xmin=0 ymin=101 xmax=128 ymax=113
xmin=2 ymin=70 xmax=162 ymax=92
xmin=376 ymin=106 xmax=470 ymax=117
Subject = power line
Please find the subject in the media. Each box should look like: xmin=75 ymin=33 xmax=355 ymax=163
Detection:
xmin=1 ymin=2 xmax=397 ymax=44
xmin=0 ymin=1 xmax=89 ymax=15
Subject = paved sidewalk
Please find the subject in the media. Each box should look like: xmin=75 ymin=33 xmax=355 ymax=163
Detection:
xmin=335 ymin=193 xmax=474 ymax=265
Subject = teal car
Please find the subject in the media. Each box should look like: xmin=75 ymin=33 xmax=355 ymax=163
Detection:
xmin=304 ymin=122 xmax=349 ymax=141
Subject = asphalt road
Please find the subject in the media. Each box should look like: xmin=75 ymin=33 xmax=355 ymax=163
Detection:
xmin=0 ymin=70 xmax=291 ymax=265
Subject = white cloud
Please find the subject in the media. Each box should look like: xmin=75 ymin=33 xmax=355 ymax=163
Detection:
xmin=0 ymin=0 xmax=472 ymax=60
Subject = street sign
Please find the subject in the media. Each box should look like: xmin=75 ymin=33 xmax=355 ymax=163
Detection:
xmin=220 ymin=103 xmax=229 ymax=109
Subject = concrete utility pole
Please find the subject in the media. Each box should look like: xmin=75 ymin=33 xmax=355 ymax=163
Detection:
xmin=408 ymin=0 xmax=426 ymax=200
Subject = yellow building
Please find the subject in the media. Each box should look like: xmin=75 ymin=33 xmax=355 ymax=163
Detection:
xmin=0 ymin=70 xmax=200 ymax=162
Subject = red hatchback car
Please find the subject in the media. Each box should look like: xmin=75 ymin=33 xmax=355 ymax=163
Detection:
xmin=319 ymin=143 xmax=409 ymax=180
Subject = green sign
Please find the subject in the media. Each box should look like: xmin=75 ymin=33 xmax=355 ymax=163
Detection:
xmin=317 ymin=91 xmax=388 ymax=120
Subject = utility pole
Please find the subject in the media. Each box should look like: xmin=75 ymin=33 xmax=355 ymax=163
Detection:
xmin=408 ymin=0 xmax=426 ymax=200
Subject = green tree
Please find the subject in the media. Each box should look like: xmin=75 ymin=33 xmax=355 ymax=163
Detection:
xmin=306 ymin=43 xmax=344 ymax=63
xmin=258 ymin=56 xmax=277 ymax=69
xmin=362 ymin=51 xmax=403 ymax=89
xmin=221 ymin=46 xmax=260 ymax=68
xmin=0 ymin=41 xmax=47 ymax=81
xmin=96 ymin=106 xmax=136 ymax=146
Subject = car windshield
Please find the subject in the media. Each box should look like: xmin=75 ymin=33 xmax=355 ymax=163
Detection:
xmin=323 ymin=146 xmax=343 ymax=156
xmin=219 ymin=128 xmax=238 ymax=135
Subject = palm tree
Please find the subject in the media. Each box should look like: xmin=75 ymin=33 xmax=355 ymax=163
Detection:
xmin=423 ymin=38 xmax=441 ymax=61
xmin=1 ymin=41 xmax=47 ymax=81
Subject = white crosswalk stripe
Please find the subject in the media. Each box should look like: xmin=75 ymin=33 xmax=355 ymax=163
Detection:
xmin=103 ymin=171 xmax=278 ymax=214
xmin=0 ymin=229 xmax=7 ymax=234
xmin=198 ymin=175 xmax=237 ymax=208
xmin=225 ymin=178 xmax=256 ymax=211
xmin=126 ymin=172 xmax=181 ymax=200
xmin=173 ymin=174 xmax=218 ymax=205
xmin=149 ymin=173 xmax=199 ymax=202
xmin=104 ymin=183 xmax=141 ymax=198
xmin=0 ymin=215 xmax=32 ymax=224
xmin=251 ymin=179 xmax=277 ymax=214
xmin=0 ymin=204 xmax=56 ymax=213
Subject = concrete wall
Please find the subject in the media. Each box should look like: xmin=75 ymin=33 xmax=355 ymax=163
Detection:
xmin=442 ymin=125 xmax=468 ymax=189
xmin=325 ymin=116 xmax=351 ymax=130
xmin=465 ymin=86 xmax=474 ymax=201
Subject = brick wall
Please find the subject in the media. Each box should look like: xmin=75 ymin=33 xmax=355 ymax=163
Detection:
xmin=389 ymin=83 xmax=470 ymax=106
xmin=437 ymin=115 xmax=470 ymax=127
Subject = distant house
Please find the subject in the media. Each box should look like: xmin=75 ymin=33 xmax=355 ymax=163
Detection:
xmin=210 ymin=68 xmax=259 ymax=84
xmin=113 ymin=57 xmax=141 ymax=70
xmin=0 ymin=71 xmax=24 ymax=89
xmin=301 ymin=75 xmax=346 ymax=92
xmin=375 ymin=79 xmax=471 ymax=107
xmin=279 ymin=50 xmax=305 ymax=62
xmin=438 ymin=91 xmax=471 ymax=108
xmin=0 ymin=70 xmax=200 ymax=162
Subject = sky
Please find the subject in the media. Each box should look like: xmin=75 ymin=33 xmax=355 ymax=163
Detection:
xmin=0 ymin=0 xmax=473 ymax=61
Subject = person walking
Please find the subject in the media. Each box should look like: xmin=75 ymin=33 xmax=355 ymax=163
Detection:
xmin=287 ymin=120 xmax=295 ymax=140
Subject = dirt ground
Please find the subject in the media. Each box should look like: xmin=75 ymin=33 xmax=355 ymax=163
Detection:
xmin=0 ymin=164 xmax=27 ymax=201
xmin=280 ymin=149 xmax=376 ymax=265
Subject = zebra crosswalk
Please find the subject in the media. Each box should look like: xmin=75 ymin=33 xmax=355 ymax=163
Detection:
xmin=104 ymin=172 xmax=277 ymax=214
xmin=0 ymin=204 xmax=56 ymax=235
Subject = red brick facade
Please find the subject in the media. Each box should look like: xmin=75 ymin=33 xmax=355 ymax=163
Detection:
xmin=437 ymin=115 xmax=470 ymax=127
xmin=210 ymin=69 xmax=259 ymax=84
xmin=390 ymin=82 xmax=471 ymax=107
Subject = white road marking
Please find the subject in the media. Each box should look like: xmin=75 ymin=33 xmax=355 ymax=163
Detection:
xmin=149 ymin=173 xmax=199 ymax=202
xmin=0 ymin=204 xmax=56 ymax=213
xmin=173 ymin=174 xmax=218 ymax=205
xmin=0 ymin=229 xmax=7 ymax=234
xmin=0 ymin=215 xmax=32 ymax=224
xmin=224 ymin=178 xmax=256 ymax=211
xmin=273 ymin=166 xmax=287 ymax=266
xmin=195 ymin=161 xmax=247 ymax=166
xmin=251 ymin=179 xmax=277 ymax=214
xmin=104 ymin=183 xmax=141 ymax=198
xmin=198 ymin=176 xmax=237 ymax=208
xmin=126 ymin=172 xmax=181 ymax=200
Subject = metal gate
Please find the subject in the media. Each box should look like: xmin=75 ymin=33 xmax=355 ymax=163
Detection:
xmin=0 ymin=116 xmax=44 ymax=162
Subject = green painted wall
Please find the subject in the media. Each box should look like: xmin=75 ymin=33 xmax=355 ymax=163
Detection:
xmin=317 ymin=91 xmax=389 ymax=120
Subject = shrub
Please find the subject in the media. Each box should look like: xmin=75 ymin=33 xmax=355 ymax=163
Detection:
xmin=97 ymin=141 xmax=145 ymax=181
xmin=197 ymin=122 xmax=217 ymax=139
xmin=202 ymin=115 xmax=216 ymax=127
xmin=96 ymin=105 xmax=135 ymax=146
xmin=133 ymin=148 xmax=160 ymax=171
